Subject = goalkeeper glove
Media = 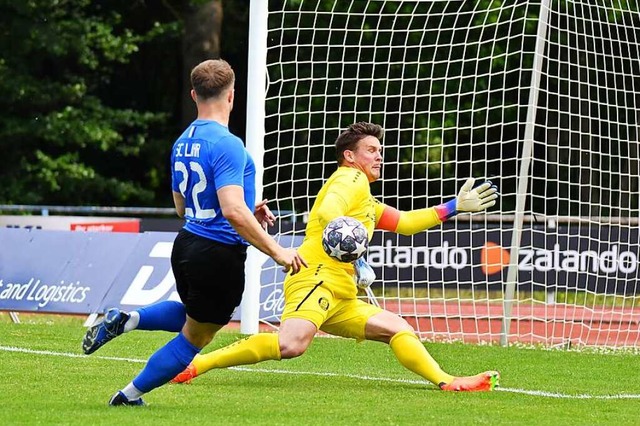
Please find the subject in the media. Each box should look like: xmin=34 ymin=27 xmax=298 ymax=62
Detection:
xmin=353 ymin=257 xmax=376 ymax=289
xmin=455 ymin=178 xmax=499 ymax=212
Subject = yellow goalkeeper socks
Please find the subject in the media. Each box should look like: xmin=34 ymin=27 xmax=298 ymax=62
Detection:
xmin=389 ymin=330 xmax=454 ymax=386
xmin=192 ymin=333 xmax=281 ymax=375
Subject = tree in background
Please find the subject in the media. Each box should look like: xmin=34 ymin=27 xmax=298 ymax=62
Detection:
xmin=1 ymin=0 xmax=163 ymax=205
xmin=0 ymin=0 xmax=249 ymax=207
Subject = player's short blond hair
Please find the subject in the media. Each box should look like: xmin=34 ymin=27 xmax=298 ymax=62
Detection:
xmin=190 ymin=59 xmax=235 ymax=101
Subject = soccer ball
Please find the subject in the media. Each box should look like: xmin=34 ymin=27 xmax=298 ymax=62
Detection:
xmin=322 ymin=216 xmax=369 ymax=262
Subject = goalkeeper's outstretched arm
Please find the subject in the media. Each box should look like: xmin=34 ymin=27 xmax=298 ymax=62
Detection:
xmin=375 ymin=178 xmax=498 ymax=236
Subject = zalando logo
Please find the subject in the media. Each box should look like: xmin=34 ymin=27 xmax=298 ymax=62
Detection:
xmin=481 ymin=243 xmax=638 ymax=275
xmin=368 ymin=240 xmax=468 ymax=269
xmin=517 ymin=243 xmax=637 ymax=274
xmin=368 ymin=240 xmax=638 ymax=275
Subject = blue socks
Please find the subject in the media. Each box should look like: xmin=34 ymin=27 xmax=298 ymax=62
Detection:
xmin=132 ymin=332 xmax=200 ymax=393
xmin=120 ymin=301 xmax=197 ymax=395
xmin=136 ymin=300 xmax=186 ymax=332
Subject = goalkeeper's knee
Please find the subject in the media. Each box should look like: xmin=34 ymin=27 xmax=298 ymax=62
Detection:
xmin=279 ymin=338 xmax=311 ymax=359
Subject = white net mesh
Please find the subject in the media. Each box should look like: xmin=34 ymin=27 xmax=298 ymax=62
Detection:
xmin=256 ymin=0 xmax=640 ymax=348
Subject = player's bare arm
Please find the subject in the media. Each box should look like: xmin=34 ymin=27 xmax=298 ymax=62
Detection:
xmin=172 ymin=191 xmax=186 ymax=218
xmin=218 ymin=185 xmax=307 ymax=274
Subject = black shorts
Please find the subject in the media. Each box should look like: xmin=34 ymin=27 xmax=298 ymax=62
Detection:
xmin=170 ymin=229 xmax=247 ymax=324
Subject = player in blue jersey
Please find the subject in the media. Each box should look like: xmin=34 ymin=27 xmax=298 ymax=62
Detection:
xmin=81 ymin=59 xmax=306 ymax=406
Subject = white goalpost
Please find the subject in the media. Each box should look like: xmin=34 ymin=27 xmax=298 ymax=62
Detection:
xmin=244 ymin=0 xmax=640 ymax=349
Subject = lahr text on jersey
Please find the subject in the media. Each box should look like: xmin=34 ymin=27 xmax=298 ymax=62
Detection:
xmin=174 ymin=142 xmax=201 ymax=158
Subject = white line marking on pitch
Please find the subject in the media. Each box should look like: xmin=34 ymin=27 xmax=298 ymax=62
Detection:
xmin=2 ymin=345 xmax=639 ymax=400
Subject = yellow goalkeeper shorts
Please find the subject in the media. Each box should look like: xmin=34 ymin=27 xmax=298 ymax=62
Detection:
xmin=281 ymin=272 xmax=383 ymax=340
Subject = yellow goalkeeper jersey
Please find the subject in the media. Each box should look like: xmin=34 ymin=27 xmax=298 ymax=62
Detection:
xmin=287 ymin=166 xmax=384 ymax=298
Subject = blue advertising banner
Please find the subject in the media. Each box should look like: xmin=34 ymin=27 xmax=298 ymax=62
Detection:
xmin=0 ymin=228 xmax=140 ymax=313
xmin=0 ymin=229 xmax=182 ymax=314
xmin=0 ymin=229 xmax=295 ymax=319
xmin=97 ymin=232 xmax=180 ymax=312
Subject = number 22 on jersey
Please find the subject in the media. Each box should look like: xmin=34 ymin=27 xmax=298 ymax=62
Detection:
xmin=174 ymin=160 xmax=217 ymax=220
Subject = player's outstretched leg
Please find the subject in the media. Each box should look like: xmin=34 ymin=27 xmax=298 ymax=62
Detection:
xmin=109 ymin=331 xmax=201 ymax=406
xmin=439 ymin=371 xmax=500 ymax=392
xmin=386 ymin=328 xmax=499 ymax=392
xmin=82 ymin=301 xmax=186 ymax=355
xmin=82 ymin=308 xmax=130 ymax=355
xmin=171 ymin=333 xmax=282 ymax=384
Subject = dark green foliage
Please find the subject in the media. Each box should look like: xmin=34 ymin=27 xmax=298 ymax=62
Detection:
xmin=0 ymin=0 xmax=179 ymax=205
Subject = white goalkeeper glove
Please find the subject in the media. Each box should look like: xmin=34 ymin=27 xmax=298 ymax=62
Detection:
xmin=456 ymin=178 xmax=499 ymax=212
xmin=353 ymin=257 xmax=376 ymax=289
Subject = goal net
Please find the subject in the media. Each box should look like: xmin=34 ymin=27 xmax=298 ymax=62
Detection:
xmin=249 ymin=0 xmax=640 ymax=348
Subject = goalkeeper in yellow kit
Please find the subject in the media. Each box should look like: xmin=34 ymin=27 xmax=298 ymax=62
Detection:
xmin=172 ymin=122 xmax=500 ymax=391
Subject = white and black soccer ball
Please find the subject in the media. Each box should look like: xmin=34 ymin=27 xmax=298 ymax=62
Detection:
xmin=322 ymin=216 xmax=369 ymax=263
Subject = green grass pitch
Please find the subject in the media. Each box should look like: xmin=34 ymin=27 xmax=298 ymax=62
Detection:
xmin=1 ymin=313 xmax=639 ymax=425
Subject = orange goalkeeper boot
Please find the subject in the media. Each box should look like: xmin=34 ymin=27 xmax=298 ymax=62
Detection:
xmin=170 ymin=364 xmax=198 ymax=384
xmin=439 ymin=371 xmax=500 ymax=392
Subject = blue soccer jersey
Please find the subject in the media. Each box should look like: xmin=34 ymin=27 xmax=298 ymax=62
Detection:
xmin=171 ymin=120 xmax=256 ymax=245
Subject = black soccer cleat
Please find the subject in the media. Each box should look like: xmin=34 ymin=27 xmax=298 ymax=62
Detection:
xmin=108 ymin=391 xmax=145 ymax=407
xmin=82 ymin=308 xmax=130 ymax=355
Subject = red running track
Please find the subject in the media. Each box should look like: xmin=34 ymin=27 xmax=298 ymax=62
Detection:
xmin=378 ymin=300 xmax=640 ymax=347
